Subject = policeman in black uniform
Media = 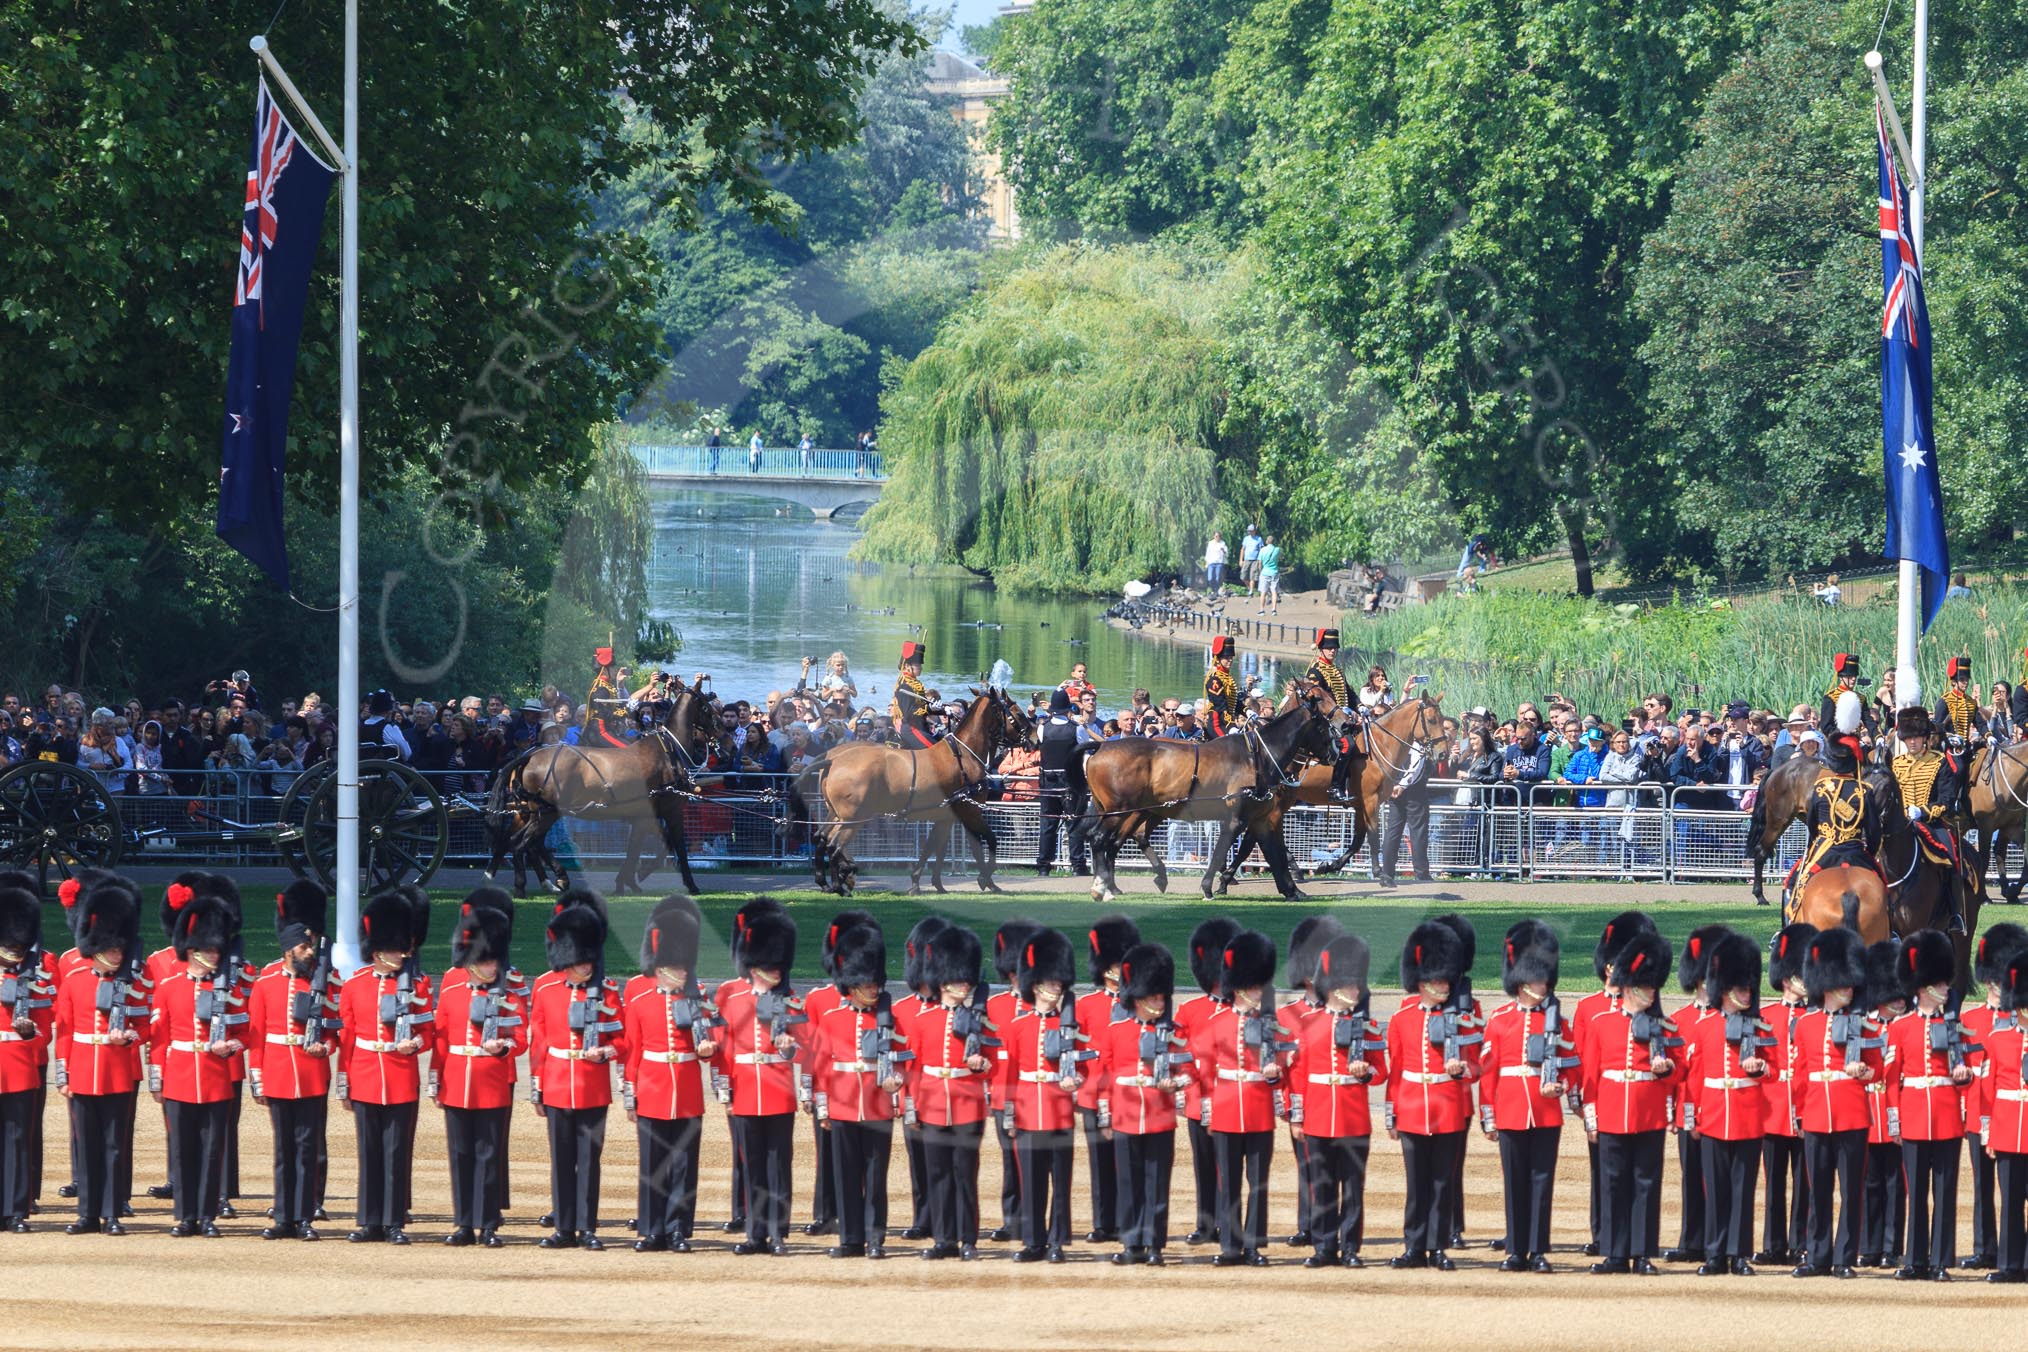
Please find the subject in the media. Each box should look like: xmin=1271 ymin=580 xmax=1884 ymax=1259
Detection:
xmin=1305 ymin=629 xmax=1358 ymax=800
xmin=895 ymin=642 xmax=935 ymax=749
xmin=1375 ymin=734 xmax=1433 ymax=889
xmin=1036 ymin=689 xmax=1089 ymax=877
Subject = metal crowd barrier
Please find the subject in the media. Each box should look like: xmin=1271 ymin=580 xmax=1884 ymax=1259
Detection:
xmin=64 ymin=765 xmax=2028 ymax=887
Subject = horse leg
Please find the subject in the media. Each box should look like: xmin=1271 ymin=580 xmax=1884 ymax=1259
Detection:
xmin=658 ymin=795 xmax=700 ymax=897
xmin=1261 ymin=831 xmax=1306 ymax=901
xmin=2004 ymin=825 xmax=2024 ymax=904
xmin=1216 ymin=828 xmax=1251 ymax=896
xmin=908 ymin=833 xmax=933 ymax=896
xmin=950 ymin=800 xmax=1001 ymax=893
xmin=614 ymin=819 xmax=648 ymax=895
xmin=930 ymin=836 xmax=948 ymax=894
xmin=1201 ymin=819 xmax=1241 ymax=900
xmin=827 ymin=823 xmax=861 ymax=896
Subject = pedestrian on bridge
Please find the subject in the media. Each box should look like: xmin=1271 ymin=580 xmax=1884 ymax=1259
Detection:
xmin=749 ymin=431 xmax=764 ymax=474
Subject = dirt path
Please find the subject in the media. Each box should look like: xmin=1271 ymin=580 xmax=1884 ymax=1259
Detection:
xmin=5 ymin=1004 xmax=2021 ymax=1350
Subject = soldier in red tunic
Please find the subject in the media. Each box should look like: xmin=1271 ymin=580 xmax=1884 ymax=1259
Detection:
xmin=0 ymin=883 xmax=55 ymax=1230
xmin=1279 ymin=916 xmax=1341 ymax=1247
xmin=1680 ymin=930 xmax=1770 ymax=1276
xmin=711 ymin=901 xmax=801 ymax=1255
xmin=1755 ymin=922 xmax=1815 ymax=1266
xmin=1964 ymin=922 xmax=2028 ymax=1270
xmin=337 ymin=891 xmax=433 ymax=1244
xmin=1666 ymin=925 xmax=1729 ymax=1263
xmin=1790 ymin=926 xmax=1884 ymax=1277
xmin=893 ymin=914 xmax=949 ymax=1241
xmin=1980 ymin=951 xmax=2028 ymax=1283
xmin=1579 ymin=931 xmax=1678 ymax=1274
xmin=1177 ymin=917 xmax=1238 ymax=1248
xmin=1884 ymin=929 xmax=1974 ymax=1280
xmin=1859 ymin=940 xmax=1908 ymax=1268
xmin=1479 ymin=920 xmax=1572 ymax=1274
xmin=247 ymin=879 xmax=339 ymax=1241
xmin=433 ymin=894 xmax=527 ymax=1247
xmin=54 ymin=878 xmax=148 ymax=1235
xmin=1006 ymin=927 xmax=1080 ymax=1263
xmin=1192 ymin=929 xmax=1283 ymax=1267
xmin=1291 ymin=934 xmax=1384 ymax=1268
xmin=623 ymin=896 xmax=713 ymax=1253
xmin=1570 ymin=909 xmax=1654 ymax=1257
xmin=1099 ymin=942 xmax=1186 ymax=1266
xmin=148 ymin=896 xmax=248 ymax=1235
xmin=529 ymin=902 xmax=624 ymax=1249
xmin=1385 ymin=919 xmax=1477 ymax=1271
xmin=803 ymin=921 xmax=903 ymax=1259
xmin=986 ymin=917 xmax=1040 ymax=1243
xmin=802 ymin=907 xmax=874 ymax=1240
xmin=1076 ymin=914 xmax=1137 ymax=1244
xmin=913 ymin=925 xmax=994 ymax=1259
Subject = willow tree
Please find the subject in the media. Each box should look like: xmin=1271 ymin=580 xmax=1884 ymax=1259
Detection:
xmin=856 ymin=246 xmax=1230 ymax=593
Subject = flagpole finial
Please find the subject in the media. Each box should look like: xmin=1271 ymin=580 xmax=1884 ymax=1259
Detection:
xmin=249 ymin=34 xmax=268 ymax=53
xmin=1864 ymin=49 xmax=1883 ymax=71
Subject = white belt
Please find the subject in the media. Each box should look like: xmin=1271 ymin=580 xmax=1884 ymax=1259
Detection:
xmin=355 ymin=1038 xmax=404 ymax=1053
xmin=1113 ymin=1075 xmax=1159 ymax=1087
xmin=1997 ymin=1088 xmax=2028 ymax=1103
xmin=734 ymin=1052 xmax=786 ymax=1065
xmin=922 ymin=1065 xmax=975 ymax=1080
xmin=1498 ymin=1065 xmax=1537 ymax=1078
xmin=0 ymin=1031 xmax=24 ymax=1043
xmin=642 ymin=1050 xmax=698 ymax=1064
xmin=548 ymin=1046 xmax=603 ymax=1061
xmin=1777 ymin=1069 xmax=1792 ymax=1081
xmin=1603 ymin=1069 xmax=1655 ymax=1083
xmin=834 ymin=1059 xmax=877 ymax=1074
xmin=1865 ymin=1082 xmax=1887 ymax=1094
xmin=1308 ymin=1073 xmax=1365 ymax=1086
xmin=168 ymin=1040 xmax=211 ymax=1053
xmin=1217 ymin=1068 xmax=1267 ymax=1083
xmin=1902 ymin=1075 xmax=1955 ymax=1090
xmin=446 ymin=1044 xmax=495 ymax=1058
xmin=1399 ymin=1070 xmax=1454 ymax=1085
xmin=1704 ymin=1077 xmax=1757 ymax=1090
xmin=1807 ymin=1070 xmax=1853 ymax=1082
xmin=1020 ymin=1069 xmax=1068 ymax=1083
xmin=73 ymin=1033 xmax=120 ymax=1046
xmin=265 ymin=1033 xmax=307 ymax=1047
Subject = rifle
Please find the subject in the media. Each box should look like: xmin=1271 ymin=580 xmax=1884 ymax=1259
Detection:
xmin=567 ymin=948 xmax=621 ymax=1054
xmin=861 ymin=992 xmax=914 ymax=1105
xmin=1045 ymin=993 xmax=1097 ymax=1090
xmin=470 ymin=962 xmax=523 ymax=1050
xmin=97 ymin=950 xmax=143 ymax=1039
xmin=198 ymin=931 xmax=250 ymax=1051
xmin=1 ymin=944 xmax=49 ymax=1037
xmin=1242 ymin=986 xmax=1298 ymax=1073
xmin=672 ymin=991 xmax=722 ymax=1054
xmin=1928 ymin=1010 xmax=1980 ymax=1072
xmin=1527 ymin=995 xmax=1582 ymax=1095
xmin=1722 ymin=1008 xmax=1774 ymax=1063
xmin=1143 ymin=1017 xmax=1193 ymax=1112
xmin=288 ymin=934 xmax=341 ymax=1051
xmin=381 ymin=953 xmax=434 ymax=1049
xmin=1827 ymin=1009 xmax=1882 ymax=1073
xmin=1629 ymin=1007 xmax=1683 ymax=1067
xmin=952 ymin=983 xmax=999 ymax=1064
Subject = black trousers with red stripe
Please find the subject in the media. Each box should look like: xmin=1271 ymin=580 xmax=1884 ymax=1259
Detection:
xmin=1860 ymin=1139 xmax=1905 ymax=1259
xmin=1801 ymin=1127 xmax=1866 ymax=1269
xmin=1902 ymin=1137 xmax=1959 ymax=1270
xmin=1700 ymin=1135 xmax=1759 ymax=1261
xmin=1114 ymin=1129 xmax=1173 ymax=1252
xmin=1016 ymin=1127 xmax=1073 ymax=1250
xmin=1212 ymin=1128 xmax=1272 ymax=1258
xmin=72 ymin=1089 xmax=134 ymax=1223
xmin=1306 ymin=1132 xmax=1371 ymax=1255
xmin=351 ymin=1100 xmax=417 ymax=1229
xmin=1760 ymin=1133 xmax=1807 ymax=1255
xmin=1497 ymin=1126 xmax=1557 ymax=1258
xmin=1400 ymin=1129 xmax=1462 ymax=1256
xmin=165 ymin=1097 xmax=229 ymax=1223
xmin=0 ymin=1091 xmax=33 ymax=1220
xmin=1675 ymin=1125 xmax=1706 ymax=1253
xmin=444 ymin=1104 xmax=508 ymax=1231
xmin=1186 ymin=1116 xmax=1217 ymax=1239
xmin=994 ymin=1115 xmax=1021 ymax=1231
xmin=922 ymin=1119 xmax=983 ymax=1247
xmin=638 ymin=1114 xmax=703 ymax=1242
xmin=1597 ymin=1129 xmax=1665 ymax=1261
xmin=1078 ymin=1106 xmax=1118 ymax=1236
xmin=266 ymin=1096 xmax=325 ymax=1228
xmin=827 ymin=1118 xmax=890 ymax=1248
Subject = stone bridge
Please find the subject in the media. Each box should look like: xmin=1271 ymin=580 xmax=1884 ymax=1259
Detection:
xmin=631 ymin=444 xmax=887 ymax=519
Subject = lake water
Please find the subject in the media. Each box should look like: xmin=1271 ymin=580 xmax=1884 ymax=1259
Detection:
xmin=643 ymin=490 xmax=1288 ymax=715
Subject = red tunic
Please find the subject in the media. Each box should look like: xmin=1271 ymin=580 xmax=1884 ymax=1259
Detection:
xmin=1190 ymin=1002 xmax=1280 ymax=1135
xmin=0 ymin=955 xmax=56 ymax=1093
xmin=802 ymin=998 xmax=898 ymax=1124
xmin=912 ymin=1002 xmax=989 ymax=1127
xmin=1172 ymin=993 xmax=1214 ymax=1121
xmin=1681 ymin=1011 xmax=1768 ymax=1141
xmin=985 ymin=988 xmax=1027 ymax=1112
xmin=709 ymin=978 xmax=799 ymax=1117
xmin=1884 ymin=1009 xmax=1968 ymax=1141
xmin=1761 ymin=1000 xmax=1804 ymax=1137
xmin=1007 ymin=1007 xmax=1080 ymax=1132
xmin=621 ymin=976 xmax=710 ymax=1121
xmin=1673 ymin=1005 xmax=1716 ymax=1127
xmin=1384 ymin=1002 xmax=1478 ymax=1136
xmin=433 ymin=970 xmax=528 ymax=1110
xmin=337 ymin=967 xmax=434 ymax=1106
xmin=1981 ymin=1021 xmax=2028 ymax=1154
xmin=891 ymin=993 xmax=934 ymax=1121
xmin=1578 ymin=1007 xmax=1678 ymax=1135
xmin=54 ymin=966 xmax=147 ymax=1095
xmin=246 ymin=959 xmax=338 ymax=1100
xmin=1288 ymin=1009 xmax=1385 ymax=1138
xmin=1477 ymin=1001 xmax=1568 ymax=1132
xmin=1789 ymin=1008 xmax=1885 ymax=1134
xmin=149 ymin=968 xmax=245 ymax=1104
xmin=1963 ymin=1003 xmax=2003 ymax=1137
xmin=528 ymin=976 xmax=623 ymax=1111
xmin=1073 ymin=987 xmax=1125 ymax=1113
xmin=1094 ymin=1015 xmax=1179 ymax=1136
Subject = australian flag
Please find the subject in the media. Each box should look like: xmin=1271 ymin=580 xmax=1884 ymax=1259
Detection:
xmin=217 ymin=78 xmax=335 ymax=592
xmin=1877 ymin=103 xmax=1948 ymax=631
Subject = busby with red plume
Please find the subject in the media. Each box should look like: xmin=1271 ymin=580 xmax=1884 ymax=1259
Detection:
xmin=639 ymin=898 xmax=702 ymax=981
xmin=833 ymin=922 xmax=887 ymax=993
xmin=821 ymin=909 xmax=877 ymax=977
xmin=1769 ymin=922 xmax=1817 ymax=992
xmin=1864 ymin=939 xmax=1906 ymax=1013
xmin=927 ymin=925 xmax=982 ymax=993
xmin=904 ymin=915 xmax=951 ymax=994
xmin=78 ymin=878 xmax=139 ymax=960
xmin=546 ymin=905 xmax=607 ymax=972
xmin=160 ymin=871 xmax=212 ymax=939
xmin=1286 ymin=915 xmax=1344 ymax=990
xmin=1704 ymin=931 xmax=1763 ymax=1011
xmin=993 ymin=917 xmax=1042 ymax=981
xmin=1975 ymin=923 xmax=2028 ymax=988
xmin=1679 ymin=924 xmax=1733 ymax=996
xmin=172 ymin=895 xmax=234 ymax=960
xmin=1222 ymin=930 xmax=1277 ymax=993
xmin=1593 ymin=910 xmax=1655 ymax=983
xmin=0 ymin=886 xmax=42 ymax=955
xmin=274 ymin=879 xmax=329 ymax=951
xmin=56 ymin=868 xmax=114 ymax=939
xmin=1016 ymin=928 xmax=1075 ymax=1006
xmin=1315 ymin=934 xmax=1372 ymax=1006
xmin=1086 ymin=914 xmax=1140 ymax=985
xmin=733 ymin=904 xmax=796 ymax=977
xmin=1120 ymin=942 xmax=1175 ymax=1008
xmin=1188 ymin=917 xmax=1240 ymax=997
xmin=1898 ymin=929 xmax=1955 ymax=1000
xmin=454 ymin=902 xmax=515 ymax=970
xmin=2002 ymin=951 xmax=2028 ymax=1013
xmin=1610 ymin=932 xmax=1672 ymax=992
xmin=1803 ymin=927 xmax=1867 ymax=1005
xmin=1432 ymin=913 xmax=1476 ymax=973
xmin=1501 ymin=919 xmax=1559 ymax=996
xmin=1401 ymin=920 xmax=1464 ymax=991
xmin=360 ymin=891 xmax=417 ymax=958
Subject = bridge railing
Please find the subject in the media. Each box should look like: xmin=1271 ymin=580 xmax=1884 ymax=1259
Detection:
xmin=631 ymin=443 xmax=886 ymax=480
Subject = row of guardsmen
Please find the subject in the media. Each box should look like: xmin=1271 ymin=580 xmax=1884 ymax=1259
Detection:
xmin=10 ymin=868 xmax=2028 ymax=1278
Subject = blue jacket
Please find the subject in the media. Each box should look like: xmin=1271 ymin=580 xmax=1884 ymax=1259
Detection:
xmin=1564 ymin=746 xmax=1605 ymax=808
xmin=1502 ymin=739 xmax=1553 ymax=795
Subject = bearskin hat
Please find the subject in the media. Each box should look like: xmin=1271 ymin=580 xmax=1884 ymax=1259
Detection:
xmin=1315 ymin=934 xmax=1372 ymax=1003
xmin=1501 ymin=919 xmax=1560 ymax=996
xmin=993 ymin=917 xmax=1043 ymax=980
xmin=545 ymin=904 xmax=607 ymax=972
xmin=1896 ymin=705 xmax=1935 ymax=739
xmin=0 ymin=869 xmax=37 ymax=897
xmin=730 ymin=897 xmax=786 ymax=971
xmin=77 ymin=878 xmax=138 ymax=960
xmin=1120 ymin=943 xmax=1176 ymax=1006
xmin=1976 ymin=923 xmax=2028 ymax=988
xmin=904 ymin=915 xmax=952 ymax=992
xmin=1769 ymin=923 xmax=1817 ymax=992
xmin=1803 ymin=927 xmax=1867 ymax=1004
xmin=639 ymin=899 xmax=702 ymax=978
xmin=1679 ymin=924 xmax=1733 ymax=996
xmin=360 ymin=891 xmax=416 ymax=958
xmin=1401 ymin=919 xmax=1465 ymax=991
xmin=1432 ymin=913 xmax=1477 ymax=973
xmin=1610 ymin=932 xmax=1672 ymax=992
xmin=1286 ymin=915 xmax=1345 ymax=989
xmin=735 ymin=906 xmax=796 ymax=977
xmin=0 ymin=886 xmax=42 ymax=954
xmin=385 ymin=882 xmax=430 ymax=952
xmin=1016 ymin=928 xmax=1076 ymax=1006
xmin=1899 ymin=928 xmax=1956 ymax=999
xmin=1188 ymin=917 xmax=1241 ymax=997
xmin=1087 ymin=915 xmax=1140 ymax=985
xmin=454 ymin=902 xmax=515 ymax=970
xmin=1593 ymin=910 xmax=1656 ymax=982
xmin=833 ymin=922 xmax=887 ymax=993
xmin=821 ymin=909 xmax=877 ymax=977
xmin=2004 ymin=952 xmax=2028 ymax=1013
xmin=1863 ymin=939 xmax=1905 ymax=1012
xmin=553 ymin=884 xmax=610 ymax=933
xmin=274 ymin=879 xmax=329 ymax=952
xmin=1222 ymin=930 xmax=1278 ymax=993
xmin=927 ymin=925 xmax=982 ymax=992
xmin=172 ymin=895 xmax=234 ymax=959
xmin=1704 ymin=931 xmax=1763 ymax=1011
xmin=57 ymin=868 xmax=118 ymax=939
xmin=161 ymin=870 xmax=214 ymax=939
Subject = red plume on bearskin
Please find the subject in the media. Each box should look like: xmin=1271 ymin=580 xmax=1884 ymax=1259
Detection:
xmin=58 ymin=878 xmax=81 ymax=909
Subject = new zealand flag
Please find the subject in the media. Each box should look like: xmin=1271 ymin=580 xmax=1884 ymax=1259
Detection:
xmin=1877 ymin=104 xmax=1948 ymax=632
xmin=217 ymin=78 xmax=335 ymax=592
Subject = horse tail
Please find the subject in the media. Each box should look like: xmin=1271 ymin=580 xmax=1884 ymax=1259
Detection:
xmin=1839 ymin=885 xmax=1862 ymax=933
xmin=1072 ymin=792 xmax=1101 ymax=846
xmin=484 ymin=757 xmax=522 ymax=860
xmin=1745 ymin=773 xmax=1770 ymax=861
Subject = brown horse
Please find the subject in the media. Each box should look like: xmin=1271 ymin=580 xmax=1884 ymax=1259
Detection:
xmin=1215 ymin=693 xmax=1448 ymax=891
xmin=485 ymin=680 xmax=717 ymax=896
xmin=1077 ymin=683 xmax=1339 ymax=902
xmin=1746 ymin=753 xmax=1830 ymax=906
xmin=1968 ymin=741 xmax=2028 ymax=902
xmin=797 ymin=687 xmax=1033 ymax=896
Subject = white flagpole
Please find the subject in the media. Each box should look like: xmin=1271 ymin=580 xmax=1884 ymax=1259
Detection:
xmin=247 ymin=11 xmax=361 ymax=972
